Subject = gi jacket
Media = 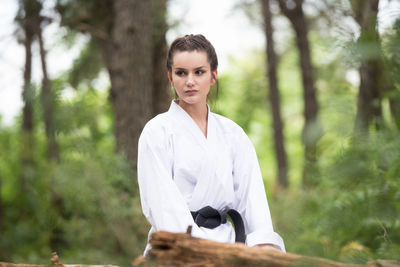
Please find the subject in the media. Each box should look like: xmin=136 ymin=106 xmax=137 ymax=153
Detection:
xmin=138 ymin=101 xmax=285 ymax=254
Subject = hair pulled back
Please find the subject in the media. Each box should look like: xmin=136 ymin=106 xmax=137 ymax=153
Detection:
xmin=167 ymin=34 xmax=218 ymax=73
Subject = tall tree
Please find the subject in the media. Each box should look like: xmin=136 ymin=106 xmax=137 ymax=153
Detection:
xmin=351 ymin=0 xmax=382 ymax=134
xmin=28 ymin=0 xmax=64 ymax=250
xmin=34 ymin=2 xmax=60 ymax=161
xmin=386 ymin=19 xmax=400 ymax=129
xmin=151 ymin=0 xmax=171 ymax=116
xmin=261 ymin=0 xmax=288 ymax=188
xmin=57 ymin=0 xmax=168 ymax=165
xmin=107 ymin=0 xmax=153 ymax=164
xmin=18 ymin=0 xmax=37 ymax=206
xmin=277 ymin=0 xmax=321 ymax=187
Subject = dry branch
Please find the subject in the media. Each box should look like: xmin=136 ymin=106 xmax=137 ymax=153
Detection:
xmin=134 ymin=231 xmax=400 ymax=267
xmin=0 ymin=252 xmax=119 ymax=267
xmin=0 ymin=263 xmax=118 ymax=267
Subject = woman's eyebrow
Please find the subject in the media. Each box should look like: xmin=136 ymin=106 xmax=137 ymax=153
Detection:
xmin=173 ymin=66 xmax=208 ymax=70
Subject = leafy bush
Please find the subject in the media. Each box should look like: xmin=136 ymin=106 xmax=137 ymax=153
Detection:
xmin=0 ymin=86 xmax=148 ymax=266
xmin=272 ymin=130 xmax=400 ymax=263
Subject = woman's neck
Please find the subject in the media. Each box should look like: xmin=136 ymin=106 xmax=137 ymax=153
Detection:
xmin=178 ymin=100 xmax=208 ymax=121
xmin=178 ymin=100 xmax=208 ymax=137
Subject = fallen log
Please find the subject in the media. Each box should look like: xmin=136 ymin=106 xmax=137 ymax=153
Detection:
xmin=134 ymin=230 xmax=400 ymax=267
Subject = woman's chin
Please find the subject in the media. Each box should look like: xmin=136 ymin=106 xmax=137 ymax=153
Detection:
xmin=180 ymin=96 xmax=205 ymax=106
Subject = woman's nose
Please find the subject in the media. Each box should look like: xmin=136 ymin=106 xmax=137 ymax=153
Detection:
xmin=186 ymin=73 xmax=194 ymax=87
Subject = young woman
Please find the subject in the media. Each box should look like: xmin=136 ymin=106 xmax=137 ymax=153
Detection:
xmin=137 ymin=34 xmax=285 ymax=254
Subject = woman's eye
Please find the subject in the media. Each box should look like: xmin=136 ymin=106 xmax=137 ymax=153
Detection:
xmin=195 ymin=70 xmax=205 ymax=75
xmin=175 ymin=70 xmax=186 ymax=76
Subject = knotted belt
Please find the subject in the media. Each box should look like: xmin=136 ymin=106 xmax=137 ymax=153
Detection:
xmin=191 ymin=206 xmax=245 ymax=243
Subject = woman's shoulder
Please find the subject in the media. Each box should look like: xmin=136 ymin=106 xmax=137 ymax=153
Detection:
xmin=211 ymin=112 xmax=247 ymax=137
xmin=140 ymin=112 xmax=172 ymax=140
xmin=211 ymin=112 xmax=254 ymax=151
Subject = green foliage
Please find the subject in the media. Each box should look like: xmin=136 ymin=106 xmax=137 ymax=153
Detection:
xmin=216 ymin=51 xmax=280 ymax=184
xmin=384 ymin=19 xmax=400 ymax=85
xmin=56 ymin=0 xmax=112 ymax=34
xmin=321 ymin=131 xmax=400 ymax=260
xmin=0 ymin=80 xmax=147 ymax=266
xmin=273 ymin=131 xmax=400 ymax=263
xmin=270 ymin=33 xmax=400 ymax=257
xmin=381 ymin=18 xmax=400 ymax=128
xmin=2 ymin=2 xmax=400 ymax=266
xmin=252 ymin=18 xmax=400 ymax=264
xmin=217 ymin=51 xmax=268 ymax=132
xmin=68 ymin=39 xmax=104 ymax=89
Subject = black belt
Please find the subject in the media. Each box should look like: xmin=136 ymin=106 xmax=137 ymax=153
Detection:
xmin=191 ymin=206 xmax=245 ymax=243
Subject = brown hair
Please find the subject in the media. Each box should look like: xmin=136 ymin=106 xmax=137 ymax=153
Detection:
xmin=167 ymin=34 xmax=218 ymax=74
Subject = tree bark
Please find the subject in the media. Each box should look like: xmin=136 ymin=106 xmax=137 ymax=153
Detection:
xmin=30 ymin=0 xmax=66 ymax=251
xmin=261 ymin=0 xmax=288 ymax=188
xmin=105 ymin=0 xmax=153 ymax=165
xmin=277 ymin=0 xmax=321 ymax=187
xmin=134 ymin=231 xmax=400 ymax=267
xmin=57 ymin=0 xmax=167 ymax=166
xmin=36 ymin=14 xmax=60 ymax=162
xmin=151 ymin=0 xmax=171 ymax=116
xmin=351 ymin=0 xmax=382 ymax=134
xmin=20 ymin=0 xmax=36 ymax=206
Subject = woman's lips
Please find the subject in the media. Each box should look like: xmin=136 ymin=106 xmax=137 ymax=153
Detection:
xmin=185 ymin=90 xmax=198 ymax=94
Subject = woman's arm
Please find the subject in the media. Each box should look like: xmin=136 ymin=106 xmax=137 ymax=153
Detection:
xmin=257 ymin=244 xmax=283 ymax=252
xmin=232 ymin=128 xmax=286 ymax=252
xmin=137 ymin=122 xmax=206 ymax=238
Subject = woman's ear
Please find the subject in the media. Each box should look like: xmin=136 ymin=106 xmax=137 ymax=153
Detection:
xmin=168 ymin=71 xmax=173 ymax=84
xmin=211 ymin=70 xmax=218 ymax=85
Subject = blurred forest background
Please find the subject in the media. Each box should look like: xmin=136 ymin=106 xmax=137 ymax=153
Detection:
xmin=0 ymin=0 xmax=399 ymax=266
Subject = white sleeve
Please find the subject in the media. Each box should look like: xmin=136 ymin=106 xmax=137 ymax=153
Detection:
xmin=232 ymin=129 xmax=286 ymax=252
xmin=137 ymin=121 xmax=206 ymax=239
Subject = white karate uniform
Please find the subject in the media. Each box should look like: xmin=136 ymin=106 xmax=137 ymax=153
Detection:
xmin=137 ymin=101 xmax=285 ymax=254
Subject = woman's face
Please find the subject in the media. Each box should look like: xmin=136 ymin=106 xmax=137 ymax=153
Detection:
xmin=169 ymin=50 xmax=217 ymax=107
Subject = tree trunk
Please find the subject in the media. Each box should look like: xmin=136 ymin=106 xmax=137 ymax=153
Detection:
xmin=261 ymin=0 xmax=288 ymax=188
xmin=107 ymin=0 xmax=153 ymax=165
xmin=278 ymin=0 xmax=321 ymax=187
xmin=351 ymin=0 xmax=382 ymax=134
xmin=31 ymin=0 xmax=66 ymax=251
xmin=20 ymin=0 xmax=36 ymax=205
xmin=151 ymin=0 xmax=171 ymax=116
xmin=37 ymin=15 xmax=60 ymax=162
xmin=57 ymin=0 xmax=166 ymax=166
